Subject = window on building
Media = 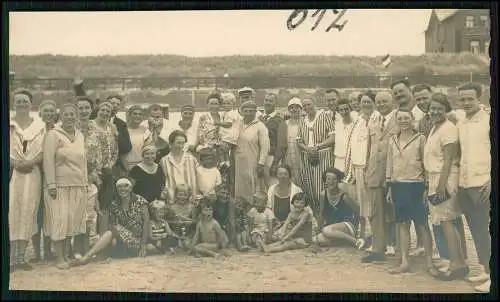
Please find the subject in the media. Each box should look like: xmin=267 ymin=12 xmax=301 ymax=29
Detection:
xmin=480 ymin=16 xmax=489 ymax=28
xmin=470 ymin=40 xmax=480 ymax=54
xmin=485 ymin=40 xmax=490 ymax=55
xmin=466 ymin=16 xmax=474 ymax=28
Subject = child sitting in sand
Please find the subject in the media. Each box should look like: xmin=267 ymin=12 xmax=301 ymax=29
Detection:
xmin=149 ymin=200 xmax=178 ymax=254
xmin=234 ymin=197 xmax=252 ymax=252
xmin=190 ymin=199 xmax=230 ymax=259
xmin=263 ymin=193 xmax=313 ymax=253
xmin=213 ymin=184 xmax=231 ymax=235
xmin=169 ymin=184 xmax=197 ymax=222
xmin=247 ymin=192 xmax=275 ymax=252
xmin=166 ymin=185 xmax=198 ymax=249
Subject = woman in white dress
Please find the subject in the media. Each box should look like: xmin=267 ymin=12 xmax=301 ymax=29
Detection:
xmin=423 ymin=93 xmax=469 ymax=280
xmin=9 ymin=89 xmax=46 ymax=271
xmin=284 ymin=97 xmax=304 ymax=184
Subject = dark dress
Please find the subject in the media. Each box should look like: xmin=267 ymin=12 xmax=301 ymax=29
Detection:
xmin=322 ymin=190 xmax=359 ymax=232
xmin=109 ymin=194 xmax=148 ymax=257
xmin=128 ymin=164 xmax=165 ymax=202
xmin=273 ymin=194 xmax=291 ymax=223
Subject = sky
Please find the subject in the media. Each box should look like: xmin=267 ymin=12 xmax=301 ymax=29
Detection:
xmin=9 ymin=9 xmax=432 ymax=57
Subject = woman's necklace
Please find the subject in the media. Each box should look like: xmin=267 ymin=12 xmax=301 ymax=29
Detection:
xmin=276 ymin=182 xmax=291 ymax=197
xmin=326 ymin=188 xmax=342 ymax=207
xmin=139 ymin=162 xmax=157 ymax=174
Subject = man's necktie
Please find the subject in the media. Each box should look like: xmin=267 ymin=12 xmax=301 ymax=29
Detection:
xmin=381 ymin=116 xmax=386 ymax=133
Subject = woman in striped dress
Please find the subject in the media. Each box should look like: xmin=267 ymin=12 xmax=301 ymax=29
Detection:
xmin=88 ymin=101 xmax=119 ymax=235
xmin=9 ymin=89 xmax=46 ymax=271
xmin=159 ymin=130 xmax=199 ymax=202
xmin=43 ymin=103 xmax=88 ymax=270
xmin=296 ymin=96 xmax=335 ymax=215
xmin=284 ymin=97 xmax=304 ymax=184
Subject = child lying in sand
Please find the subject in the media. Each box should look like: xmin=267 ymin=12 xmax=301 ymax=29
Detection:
xmin=190 ymin=199 xmax=230 ymax=259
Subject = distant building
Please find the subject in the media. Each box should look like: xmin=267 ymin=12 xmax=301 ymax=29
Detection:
xmin=424 ymin=9 xmax=490 ymax=55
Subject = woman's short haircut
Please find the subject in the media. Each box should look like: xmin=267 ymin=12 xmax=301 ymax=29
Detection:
xmin=13 ymin=88 xmax=34 ymax=103
xmin=276 ymin=164 xmax=292 ymax=178
xmin=206 ymin=91 xmax=223 ymax=105
xmin=395 ymin=107 xmax=415 ymax=119
xmin=168 ymin=129 xmax=188 ymax=145
xmin=357 ymin=90 xmax=377 ymax=103
xmin=291 ymin=192 xmax=309 ymax=207
xmin=105 ymin=94 xmax=124 ymax=103
xmin=322 ymin=167 xmax=345 ymax=182
xmin=431 ymin=92 xmax=452 ymax=113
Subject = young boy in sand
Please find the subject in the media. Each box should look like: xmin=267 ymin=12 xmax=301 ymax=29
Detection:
xmin=149 ymin=200 xmax=178 ymax=254
xmin=169 ymin=184 xmax=197 ymax=222
xmin=213 ymin=184 xmax=231 ymax=235
xmin=190 ymin=199 xmax=230 ymax=258
xmin=263 ymin=193 xmax=313 ymax=253
xmin=234 ymin=197 xmax=252 ymax=252
xmin=247 ymin=192 xmax=275 ymax=252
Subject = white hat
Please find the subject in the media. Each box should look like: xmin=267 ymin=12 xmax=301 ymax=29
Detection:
xmin=287 ymin=97 xmax=303 ymax=108
xmin=238 ymin=87 xmax=255 ymax=95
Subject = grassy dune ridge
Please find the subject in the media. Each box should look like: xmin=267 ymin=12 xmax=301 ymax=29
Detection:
xmin=9 ymin=53 xmax=490 ymax=109
xmin=10 ymin=53 xmax=489 ymax=78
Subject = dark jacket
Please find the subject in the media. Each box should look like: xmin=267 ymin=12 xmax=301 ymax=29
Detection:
xmin=263 ymin=113 xmax=287 ymax=158
xmin=113 ymin=117 xmax=133 ymax=156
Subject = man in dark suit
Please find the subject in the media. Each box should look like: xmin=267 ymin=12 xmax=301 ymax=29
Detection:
xmin=261 ymin=93 xmax=288 ymax=188
xmin=107 ymin=95 xmax=132 ymax=177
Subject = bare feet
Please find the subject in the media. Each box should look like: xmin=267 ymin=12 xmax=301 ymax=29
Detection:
xmin=56 ymin=261 xmax=70 ymax=270
xmin=389 ymin=265 xmax=410 ymax=275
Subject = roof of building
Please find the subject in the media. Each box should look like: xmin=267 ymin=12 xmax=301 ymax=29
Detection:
xmin=435 ymin=9 xmax=459 ymax=22
xmin=424 ymin=9 xmax=460 ymax=33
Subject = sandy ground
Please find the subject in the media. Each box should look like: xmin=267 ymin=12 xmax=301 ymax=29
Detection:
xmin=9 ymin=216 xmax=486 ymax=293
xmin=10 ymin=238 xmax=481 ymax=293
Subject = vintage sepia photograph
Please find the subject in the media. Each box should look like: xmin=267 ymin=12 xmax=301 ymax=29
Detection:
xmin=6 ymin=7 xmax=493 ymax=294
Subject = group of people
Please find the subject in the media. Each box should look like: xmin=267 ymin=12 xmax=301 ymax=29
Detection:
xmin=9 ymin=81 xmax=491 ymax=292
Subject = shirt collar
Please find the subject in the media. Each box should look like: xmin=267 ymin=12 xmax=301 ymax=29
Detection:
xmin=465 ymin=108 xmax=488 ymax=123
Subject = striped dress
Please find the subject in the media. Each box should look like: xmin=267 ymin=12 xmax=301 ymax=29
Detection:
xmin=159 ymin=151 xmax=199 ymax=202
xmin=297 ymin=110 xmax=335 ymax=214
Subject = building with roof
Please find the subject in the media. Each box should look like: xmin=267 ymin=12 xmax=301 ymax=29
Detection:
xmin=424 ymin=9 xmax=490 ymax=54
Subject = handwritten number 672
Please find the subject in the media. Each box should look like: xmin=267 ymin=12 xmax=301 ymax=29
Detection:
xmin=286 ymin=9 xmax=348 ymax=32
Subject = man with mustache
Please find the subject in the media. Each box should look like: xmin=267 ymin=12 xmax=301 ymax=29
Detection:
xmin=391 ymin=79 xmax=425 ymax=124
xmin=390 ymin=80 xmax=427 ymax=256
